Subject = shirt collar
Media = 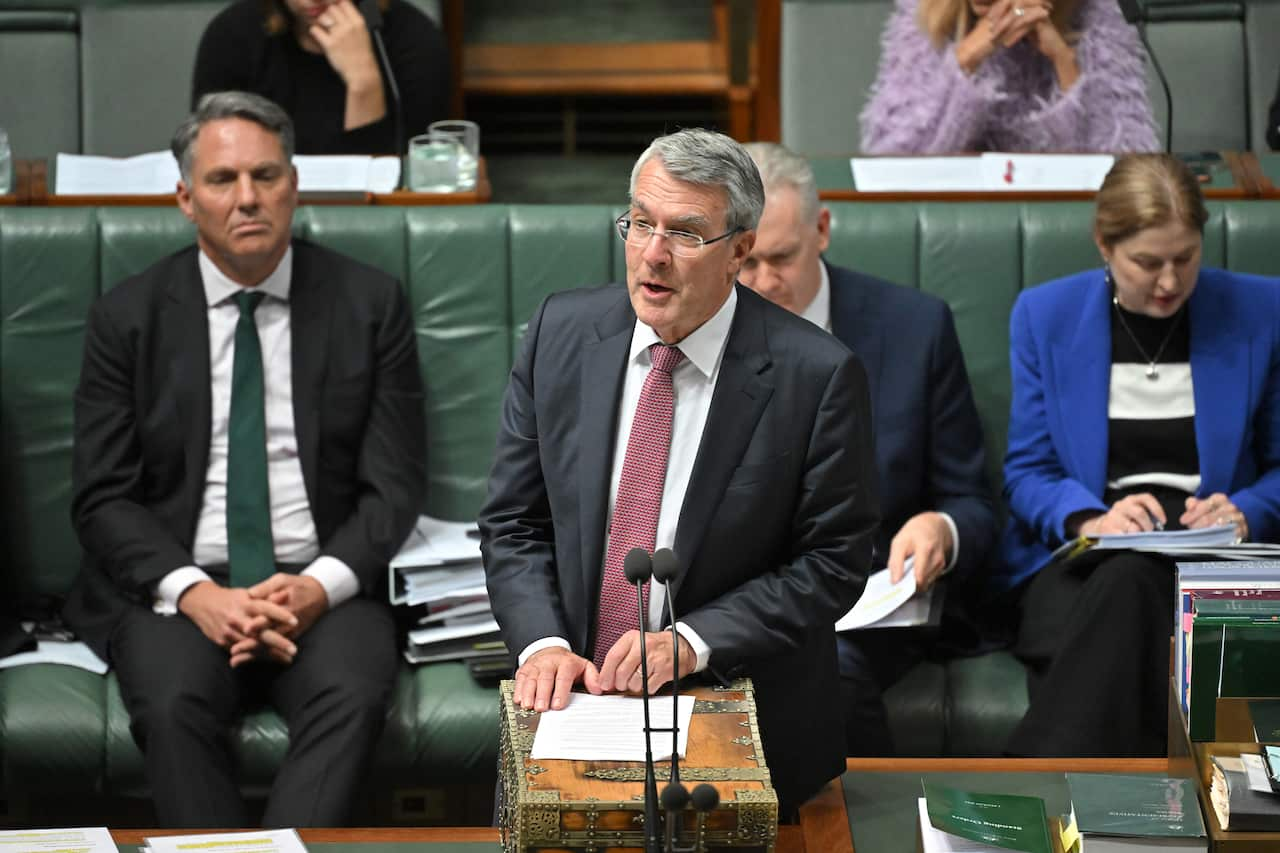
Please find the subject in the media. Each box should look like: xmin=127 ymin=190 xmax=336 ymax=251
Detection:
xmin=628 ymin=285 xmax=738 ymax=379
xmin=198 ymin=245 xmax=293 ymax=307
xmin=799 ymin=260 xmax=831 ymax=333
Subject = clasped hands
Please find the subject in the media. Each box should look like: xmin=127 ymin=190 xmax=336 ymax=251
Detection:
xmin=1078 ymin=492 xmax=1249 ymax=540
xmin=177 ymin=573 xmax=329 ymax=668
xmin=513 ymin=630 xmax=698 ymax=713
xmin=955 ymin=0 xmax=1077 ymax=87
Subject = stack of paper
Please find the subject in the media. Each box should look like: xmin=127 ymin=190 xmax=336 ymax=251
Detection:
xmin=0 ymin=827 xmax=115 ymax=853
xmin=835 ymin=558 xmax=937 ymax=631
xmin=390 ymin=515 xmax=507 ymax=674
xmin=53 ymin=152 xmax=401 ymax=195
xmin=850 ymin=153 xmax=1115 ymax=193
xmin=143 ymin=829 xmax=308 ymax=853
xmin=529 ymin=692 xmax=695 ymax=762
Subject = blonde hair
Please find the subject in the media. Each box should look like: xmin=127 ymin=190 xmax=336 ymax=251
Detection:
xmin=1093 ymin=154 xmax=1208 ymax=249
xmin=918 ymin=0 xmax=1078 ymax=48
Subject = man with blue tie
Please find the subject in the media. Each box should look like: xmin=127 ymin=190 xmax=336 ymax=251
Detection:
xmin=64 ymin=92 xmax=425 ymax=826
xmin=740 ymin=142 xmax=997 ymax=756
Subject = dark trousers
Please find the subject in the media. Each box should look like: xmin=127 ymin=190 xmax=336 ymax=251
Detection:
xmin=838 ymin=630 xmax=923 ymax=756
xmin=1006 ymin=551 xmax=1174 ymax=757
xmin=111 ymin=597 xmax=398 ymax=828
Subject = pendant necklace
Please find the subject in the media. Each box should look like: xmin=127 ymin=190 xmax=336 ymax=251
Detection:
xmin=1111 ymin=296 xmax=1185 ymax=381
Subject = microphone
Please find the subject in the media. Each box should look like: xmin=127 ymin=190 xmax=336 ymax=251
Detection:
xmin=622 ymin=547 xmax=662 ymax=853
xmin=652 ymin=548 xmax=687 ymax=851
xmin=689 ymin=784 xmax=721 ymax=851
xmin=1118 ymin=0 xmax=1173 ymax=152
xmin=358 ymin=0 xmax=407 ymax=162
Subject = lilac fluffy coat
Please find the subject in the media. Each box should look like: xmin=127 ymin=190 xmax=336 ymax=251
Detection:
xmin=860 ymin=0 xmax=1159 ymax=153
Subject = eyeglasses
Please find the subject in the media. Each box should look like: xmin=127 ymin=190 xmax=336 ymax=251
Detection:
xmin=615 ymin=215 xmax=742 ymax=258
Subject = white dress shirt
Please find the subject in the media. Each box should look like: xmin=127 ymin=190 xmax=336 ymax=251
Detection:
xmin=798 ymin=262 xmax=959 ymax=572
xmin=518 ymin=288 xmax=739 ymax=671
xmin=154 ymin=248 xmax=359 ymax=613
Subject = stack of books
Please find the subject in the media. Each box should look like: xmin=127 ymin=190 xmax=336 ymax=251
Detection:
xmin=1175 ymin=561 xmax=1280 ymax=740
xmin=390 ymin=516 xmax=508 ymax=678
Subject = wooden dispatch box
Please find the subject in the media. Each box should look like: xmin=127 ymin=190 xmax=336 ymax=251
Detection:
xmin=498 ymin=678 xmax=778 ymax=853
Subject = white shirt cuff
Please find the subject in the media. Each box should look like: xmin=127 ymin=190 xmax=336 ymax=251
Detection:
xmin=518 ymin=636 xmax=572 ymax=666
xmin=303 ymin=555 xmax=360 ymax=608
xmin=154 ymin=566 xmax=214 ymax=615
xmin=674 ymin=621 xmax=711 ymax=673
xmin=938 ymin=511 xmax=960 ymax=574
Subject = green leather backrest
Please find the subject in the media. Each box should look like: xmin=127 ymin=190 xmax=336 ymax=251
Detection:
xmin=2 ymin=202 xmax=1280 ymax=612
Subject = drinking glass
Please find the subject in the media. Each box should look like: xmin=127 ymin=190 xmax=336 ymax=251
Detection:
xmin=427 ymin=120 xmax=480 ymax=191
xmin=407 ymin=131 xmax=462 ymax=193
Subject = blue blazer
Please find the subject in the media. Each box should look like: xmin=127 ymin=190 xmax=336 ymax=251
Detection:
xmin=997 ymin=266 xmax=1280 ymax=591
xmin=828 ymin=262 xmax=996 ymax=578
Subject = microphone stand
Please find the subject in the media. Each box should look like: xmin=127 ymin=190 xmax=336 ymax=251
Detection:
xmin=623 ymin=548 xmax=662 ymax=853
xmin=1118 ymin=0 xmax=1172 ymax=152
xmin=359 ymin=0 xmax=406 ymax=175
xmin=653 ymin=548 xmax=689 ymax=852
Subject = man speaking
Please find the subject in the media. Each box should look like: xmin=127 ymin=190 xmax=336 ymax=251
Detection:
xmin=479 ymin=128 xmax=879 ymax=813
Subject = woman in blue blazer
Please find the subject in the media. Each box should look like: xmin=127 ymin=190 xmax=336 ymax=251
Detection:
xmin=997 ymin=154 xmax=1280 ymax=756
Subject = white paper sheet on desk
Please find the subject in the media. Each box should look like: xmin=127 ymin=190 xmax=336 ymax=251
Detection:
xmin=977 ymin=153 xmax=1114 ymax=190
xmin=145 ymin=829 xmax=306 ymax=853
xmin=851 ymin=157 xmax=985 ymax=191
xmin=530 ymin=692 xmax=695 ymax=762
xmin=0 ymin=640 xmax=108 ymax=675
xmin=0 ymin=826 xmax=116 ymax=853
xmin=293 ymin=155 xmax=400 ymax=192
xmin=54 ymin=151 xmax=181 ymax=195
xmin=835 ymin=561 xmax=917 ymax=632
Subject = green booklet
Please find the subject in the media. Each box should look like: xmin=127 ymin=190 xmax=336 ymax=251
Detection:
xmin=922 ymin=781 xmax=1054 ymax=853
xmin=1250 ymin=699 xmax=1280 ymax=743
xmin=1065 ymin=773 xmax=1205 ymax=838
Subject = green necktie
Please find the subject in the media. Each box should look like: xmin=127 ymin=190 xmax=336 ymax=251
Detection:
xmin=227 ymin=290 xmax=274 ymax=588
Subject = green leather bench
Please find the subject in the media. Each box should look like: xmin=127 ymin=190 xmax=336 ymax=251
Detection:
xmin=2 ymin=200 xmax=1278 ymax=814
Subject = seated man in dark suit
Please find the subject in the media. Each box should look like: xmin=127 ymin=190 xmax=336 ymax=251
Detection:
xmin=64 ymin=91 xmax=425 ymax=827
xmin=740 ymin=142 xmax=997 ymax=756
xmin=479 ymin=128 xmax=880 ymax=815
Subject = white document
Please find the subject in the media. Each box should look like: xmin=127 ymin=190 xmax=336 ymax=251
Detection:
xmin=0 ymin=640 xmax=108 ymax=675
xmin=851 ymin=157 xmax=985 ymax=192
xmin=0 ymin=826 xmax=115 ymax=853
xmin=1094 ymin=523 xmax=1240 ymax=551
xmin=917 ymin=799 xmax=1002 ymax=853
xmin=55 ymin=151 xmax=181 ymax=195
xmin=392 ymin=515 xmax=482 ymax=567
xmin=292 ymin=155 xmax=400 ymax=192
xmin=407 ymin=617 xmax=500 ymax=648
xmin=530 ymin=692 xmax=696 ymax=762
xmin=835 ymin=560 xmax=920 ymax=631
xmin=1241 ymin=753 xmax=1280 ymax=795
xmin=145 ymin=829 xmax=306 ymax=853
xmin=977 ymin=153 xmax=1114 ymax=191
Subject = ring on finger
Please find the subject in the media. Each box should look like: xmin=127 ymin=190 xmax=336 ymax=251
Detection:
xmin=1014 ymin=6 xmax=1025 ymax=15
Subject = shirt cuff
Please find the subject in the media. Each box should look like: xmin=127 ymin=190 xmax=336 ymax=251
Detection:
xmin=154 ymin=566 xmax=214 ymax=615
xmin=674 ymin=621 xmax=711 ymax=673
xmin=938 ymin=511 xmax=960 ymax=575
xmin=518 ymin=636 xmax=572 ymax=666
xmin=303 ymin=556 xmax=360 ymax=608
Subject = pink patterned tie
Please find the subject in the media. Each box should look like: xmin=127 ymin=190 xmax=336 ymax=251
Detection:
xmin=593 ymin=343 xmax=685 ymax=667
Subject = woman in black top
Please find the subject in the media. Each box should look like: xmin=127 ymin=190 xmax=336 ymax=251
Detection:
xmin=193 ymin=0 xmax=448 ymax=154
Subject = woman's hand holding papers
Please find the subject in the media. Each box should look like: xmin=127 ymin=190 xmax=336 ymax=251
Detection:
xmin=1182 ymin=492 xmax=1248 ymax=540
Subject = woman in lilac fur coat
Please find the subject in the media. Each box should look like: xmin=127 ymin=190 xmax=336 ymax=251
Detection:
xmin=860 ymin=0 xmax=1159 ymax=153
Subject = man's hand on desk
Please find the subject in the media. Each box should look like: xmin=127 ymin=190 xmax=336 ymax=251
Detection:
xmin=888 ymin=511 xmax=953 ymax=591
xmin=597 ymin=630 xmax=698 ymax=698
xmin=177 ymin=581 xmax=299 ymax=666
xmin=514 ymin=647 xmax=601 ymax=713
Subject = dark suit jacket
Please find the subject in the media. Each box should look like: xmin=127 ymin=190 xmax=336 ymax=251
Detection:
xmin=64 ymin=239 xmax=426 ymax=661
xmin=479 ymin=283 xmax=879 ymax=809
xmin=999 ymin=266 xmax=1280 ymax=591
xmin=828 ymin=262 xmax=995 ymax=578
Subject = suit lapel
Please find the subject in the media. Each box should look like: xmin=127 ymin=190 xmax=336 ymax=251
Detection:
xmin=1189 ymin=276 xmax=1247 ymax=493
xmin=165 ymin=254 xmax=212 ymax=517
xmin=671 ymin=287 xmax=774 ymax=600
xmin=288 ymin=244 xmax=331 ymax=508
xmin=578 ymin=293 xmax=634 ymax=618
xmin=1049 ymin=276 xmax=1111 ymax=495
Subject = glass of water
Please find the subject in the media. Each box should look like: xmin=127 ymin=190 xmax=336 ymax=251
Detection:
xmin=0 ymin=128 xmax=11 ymax=195
xmin=407 ymin=131 xmax=462 ymax=193
xmin=427 ymin=120 xmax=479 ymax=191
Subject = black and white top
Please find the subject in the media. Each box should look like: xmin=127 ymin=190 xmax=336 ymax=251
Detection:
xmin=1104 ymin=302 xmax=1198 ymax=527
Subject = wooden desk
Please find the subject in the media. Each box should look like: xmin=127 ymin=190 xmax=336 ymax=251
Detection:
xmin=812 ymin=152 xmax=1264 ymax=202
xmin=17 ymin=158 xmax=492 ymax=206
xmin=111 ymin=823 xmax=810 ymax=853
xmin=798 ymin=756 xmax=1173 ymax=853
